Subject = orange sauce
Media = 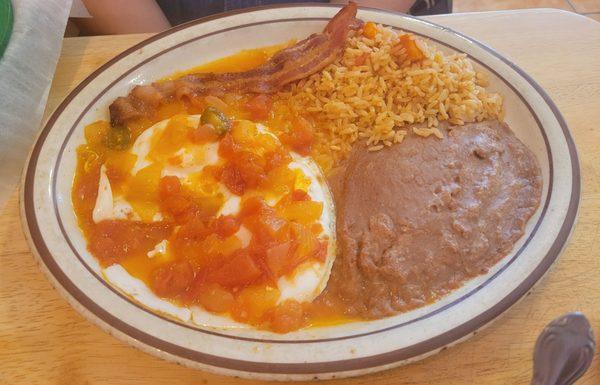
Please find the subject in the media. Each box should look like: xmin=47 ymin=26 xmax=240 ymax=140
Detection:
xmin=163 ymin=41 xmax=294 ymax=79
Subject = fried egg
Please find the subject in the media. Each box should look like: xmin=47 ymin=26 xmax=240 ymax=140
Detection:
xmin=95 ymin=115 xmax=336 ymax=329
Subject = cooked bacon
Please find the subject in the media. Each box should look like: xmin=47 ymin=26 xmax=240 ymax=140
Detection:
xmin=109 ymin=96 xmax=143 ymax=125
xmin=109 ymin=2 xmax=362 ymax=127
xmin=131 ymin=85 xmax=164 ymax=107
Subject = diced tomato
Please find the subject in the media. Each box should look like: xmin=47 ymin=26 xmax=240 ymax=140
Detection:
xmin=265 ymin=150 xmax=291 ymax=171
xmin=211 ymin=250 xmax=262 ymax=288
xmin=174 ymin=215 xmax=211 ymax=244
xmin=165 ymin=194 xmax=195 ymax=217
xmin=362 ymin=21 xmax=378 ymax=39
xmin=291 ymin=189 xmax=310 ymax=201
xmin=232 ymin=285 xmax=280 ymax=322
xmin=190 ymin=123 xmax=218 ymax=143
xmin=159 ymin=175 xmax=223 ymax=222
xmin=218 ymin=164 xmax=246 ymax=195
xmin=213 ymin=215 xmax=240 ymax=238
xmin=88 ymin=235 xmax=120 ymax=266
xmin=170 ymin=216 xmax=212 ymax=260
xmin=263 ymin=166 xmax=296 ymax=196
xmin=231 ymin=120 xmax=258 ymax=147
xmin=89 ymin=220 xmax=172 ymax=266
xmin=268 ymin=300 xmax=305 ymax=333
xmin=202 ymin=234 xmax=242 ymax=259
xmin=311 ymin=223 xmax=324 ymax=236
xmin=265 ymin=241 xmax=295 ymax=277
xmin=180 ymin=270 xmax=207 ymax=304
xmin=159 ymin=175 xmax=181 ymax=198
xmin=218 ymin=132 xmax=239 ymax=159
xmin=239 ymin=196 xmax=270 ymax=218
xmin=288 ymin=222 xmax=319 ymax=266
xmin=239 ymin=197 xmax=290 ymax=244
xmin=399 ymin=34 xmax=426 ymax=62
xmin=202 ymin=165 xmax=221 ymax=180
xmin=196 ymin=283 xmax=236 ymax=313
xmin=248 ymin=214 xmax=290 ymax=246
xmin=245 ymin=94 xmax=272 ymax=120
xmin=274 ymin=190 xmax=294 ymax=209
xmin=159 ymin=176 xmax=196 ymax=218
xmin=281 ymin=117 xmax=314 ymax=156
xmin=244 ymin=217 xmax=276 ymax=246
xmin=234 ymin=151 xmax=267 ymax=189
xmin=258 ymin=213 xmax=287 ymax=238
xmin=247 ymin=244 xmax=271 ymax=276
xmin=279 ymin=201 xmax=323 ymax=225
xmin=255 ymin=133 xmax=279 ymax=154
xmin=173 ymin=238 xmax=219 ymax=269
xmin=150 ymin=260 xmax=195 ymax=297
xmin=172 ymin=237 xmax=203 ymax=264
xmin=264 ymin=225 xmax=319 ymax=276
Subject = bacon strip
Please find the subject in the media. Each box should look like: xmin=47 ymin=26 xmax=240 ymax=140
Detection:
xmin=109 ymin=2 xmax=362 ymax=127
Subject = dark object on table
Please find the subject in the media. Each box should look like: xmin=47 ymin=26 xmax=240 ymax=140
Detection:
xmin=410 ymin=0 xmax=452 ymax=15
xmin=531 ymin=312 xmax=595 ymax=385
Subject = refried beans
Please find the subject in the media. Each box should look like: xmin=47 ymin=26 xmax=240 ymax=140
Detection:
xmin=320 ymin=120 xmax=542 ymax=319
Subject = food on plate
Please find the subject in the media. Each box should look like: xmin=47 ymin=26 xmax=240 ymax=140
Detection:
xmin=75 ymin=112 xmax=335 ymax=332
xmin=72 ymin=3 xmax=541 ymax=333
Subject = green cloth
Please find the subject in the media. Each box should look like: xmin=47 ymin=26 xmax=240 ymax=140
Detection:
xmin=0 ymin=0 xmax=13 ymax=59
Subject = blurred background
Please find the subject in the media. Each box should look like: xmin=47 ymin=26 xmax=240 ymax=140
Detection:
xmin=65 ymin=0 xmax=600 ymax=37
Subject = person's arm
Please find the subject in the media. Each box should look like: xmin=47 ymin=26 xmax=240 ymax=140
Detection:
xmin=74 ymin=0 xmax=170 ymax=35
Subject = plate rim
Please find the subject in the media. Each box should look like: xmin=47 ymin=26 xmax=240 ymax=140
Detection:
xmin=20 ymin=3 xmax=581 ymax=378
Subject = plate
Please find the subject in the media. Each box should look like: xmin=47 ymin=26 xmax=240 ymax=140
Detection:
xmin=20 ymin=4 xmax=580 ymax=380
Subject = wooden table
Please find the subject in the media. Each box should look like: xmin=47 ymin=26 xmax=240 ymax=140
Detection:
xmin=1 ymin=9 xmax=599 ymax=385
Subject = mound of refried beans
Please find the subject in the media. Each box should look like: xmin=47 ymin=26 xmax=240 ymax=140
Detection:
xmin=320 ymin=120 xmax=542 ymax=319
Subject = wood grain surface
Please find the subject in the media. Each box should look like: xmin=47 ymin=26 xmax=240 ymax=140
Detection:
xmin=1 ymin=9 xmax=600 ymax=385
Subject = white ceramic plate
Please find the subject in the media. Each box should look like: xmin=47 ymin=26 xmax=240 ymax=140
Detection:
xmin=21 ymin=5 xmax=580 ymax=381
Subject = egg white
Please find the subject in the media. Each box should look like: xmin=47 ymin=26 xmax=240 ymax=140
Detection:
xmin=94 ymin=115 xmax=336 ymax=329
